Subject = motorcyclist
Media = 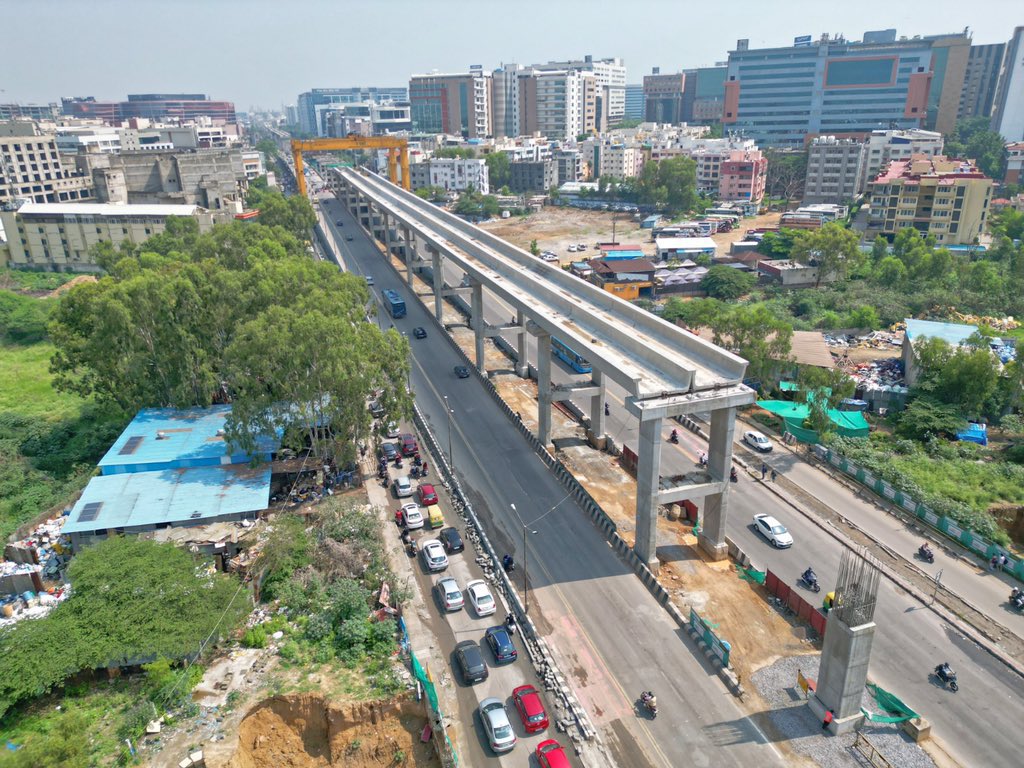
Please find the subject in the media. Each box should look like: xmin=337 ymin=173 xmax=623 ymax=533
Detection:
xmin=604 ymin=402 xmax=610 ymax=417
xmin=730 ymin=467 xmax=738 ymax=481
xmin=919 ymin=542 xmax=932 ymax=557
xmin=502 ymin=554 xmax=515 ymax=572
xmin=641 ymin=691 xmax=657 ymax=711
xmin=505 ymin=613 xmax=517 ymax=634
xmin=670 ymin=429 xmax=679 ymax=443
xmin=699 ymin=452 xmax=708 ymax=467
xmin=802 ymin=567 xmax=817 ymax=586
xmin=936 ymin=662 xmax=953 ymax=680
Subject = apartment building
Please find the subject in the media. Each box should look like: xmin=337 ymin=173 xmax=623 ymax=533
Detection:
xmin=866 ymin=155 xmax=993 ymax=245
xmin=958 ymin=43 xmax=1006 ymax=119
xmin=409 ymin=157 xmax=489 ymax=193
xmin=509 ymin=160 xmax=557 ymax=193
xmin=553 ymin=149 xmax=583 ymax=185
xmin=0 ymin=122 xmax=93 ymax=205
xmin=409 ymin=70 xmax=492 ymax=138
xmin=0 ymin=201 xmax=219 ymax=272
xmin=724 ymin=31 xmax=969 ymax=146
xmin=532 ymin=56 xmax=626 ymax=129
xmin=1005 ymin=143 xmax=1024 ymax=186
xmin=493 ymin=64 xmax=527 ymax=138
xmin=719 ymin=150 xmax=767 ymax=202
xmin=864 ymin=129 xmax=944 ymax=180
xmin=993 ymin=27 xmax=1024 ymax=142
xmin=0 ymin=103 xmax=60 ymax=121
xmin=62 ymin=94 xmax=236 ymax=125
xmin=521 ymin=69 xmax=596 ymax=141
xmin=296 ymin=87 xmax=408 ymax=136
xmin=804 ymin=136 xmax=868 ymax=204
xmin=596 ymin=143 xmax=645 ymax=179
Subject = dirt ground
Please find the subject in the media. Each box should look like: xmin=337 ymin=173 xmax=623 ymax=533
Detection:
xmin=223 ymin=693 xmax=439 ymax=768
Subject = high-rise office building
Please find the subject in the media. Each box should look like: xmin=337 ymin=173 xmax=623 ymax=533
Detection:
xmin=723 ymin=32 xmax=969 ymax=146
xmin=493 ymin=64 xmax=526 ymax=138
xmin=521 ymin=69 xmax=596 ymax=141
xmin=958 ymin=43 xmax=1006 ymax=119
xmin=409 ymin=70 xmax=492 ymax=138
xmin=992 ymin=27 xmax=1024 ymax=142
xmin=62 ymin=94 xmax=237 ymax=125
xmin=624 ymin=84 xmax=645 ymax=121
xmin=296 ymin=87 xmax=408 ymax=136
xmin=644 ymin=70 xmax=686 ymax=124
xmin=0 ymin=103 xmax=60 ymax=121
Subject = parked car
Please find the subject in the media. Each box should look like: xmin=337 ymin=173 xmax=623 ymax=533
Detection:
xmin=335 ymin=220 xmax=344 ymax=226
xmin=439 ymin=527 xmax=464 ymax=553
xmin=536 ymin=739 xmax=571 ymax=768
xmin=567 ymin=245 xmax=578 ymax=253
xmin=413 ymin=327 xmax=427 ymax=339
xmin=400 ymin=502 xmax=423 ymax=529
xmin=485 ymin=626 xmax=518 ymax=663
xmin=743 ymin=430 xmax=773 ymax=452
xmin=369 ymin=400 xmax=385 ymax=419
xmin=378 ymin=442 xmax=398 ymax=461
xmin=400 ymin=433 xmax=419 ymax=457
xmin=385 ymin=421 xmax=400 ymax=438
xmin=479 ymin=698 xmax=517 ymax=753
xmin=455 ymin=640 xmax=488 ymax=683
xmin=392 ymin=475 xmax=413 ymax=498
xmin=753 ymin=513 xmax=794 ymax=548
xmin=420 ymin=539 xmax=449 ymax=571
xmin=577 ymin=243 xmax=586 ymax=250
xmin=454 ymin=365 xmax=471 ymax=379
xmin=466 ymin=579 xmax=496 ymax=616
xmin=513 ymin=685 xmax=549 ymax=733
xmin=434 ymin=576 xmax=464 ymax=611
xmin=417 ymin=483 xmax=438 ymax=506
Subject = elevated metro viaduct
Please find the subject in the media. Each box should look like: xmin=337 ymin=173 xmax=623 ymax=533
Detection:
xmin=328 ymin=168 xmax=755 ymax=570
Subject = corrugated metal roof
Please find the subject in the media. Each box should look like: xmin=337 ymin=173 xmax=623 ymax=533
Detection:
xmin=904 ymin=318 xmax=978 ymax=347
xmin=62 ymin=465 xmax=270 ymax=535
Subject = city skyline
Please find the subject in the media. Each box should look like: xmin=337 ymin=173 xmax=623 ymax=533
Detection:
xmin=2 ymin=0 xmax=1019 ymax=110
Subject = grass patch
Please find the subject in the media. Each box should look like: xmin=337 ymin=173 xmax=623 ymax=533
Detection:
xmin=891 ymin=453 xmax=1024 ymax=514
xmin=0 ymin=269 xmax=77 ymax=294
xmin=0 ymin=343 xmax=84 ymax=420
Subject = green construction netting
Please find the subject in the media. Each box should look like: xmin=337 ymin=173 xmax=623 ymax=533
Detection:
xmin=861 ymin=682 xmax=918 ymax=723
xmin=778 ymin=381 xmax=800 ymax=392
xmin=735 ymin=564 xmax=766 ymax=584
xmin=757 ymin=400 xmax=870 ymax=441
xmin=411 ymin=651 xmax=439 ymax=712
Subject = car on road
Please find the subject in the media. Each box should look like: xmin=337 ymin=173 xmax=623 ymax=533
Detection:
xmin=454 ymin=640 xmax=488 ymax=683
xmin=465 ymin=579 xmax=495 ymax=616
xmin=335 ymin=220 xmax=344 ymax=226
xmin=412 ymin=327 xmax=427 ymax=339
xmin=369 ymin=400 xmax=385 ymax=419
xmin=753 ymin=513 xmax=794 ymax=548
xmin=479 ymin=698 xmax=517 ymax=754
xmin=513 ymin=684 xmax=549 ymax=733
xmin=420 ymin=539 xmax=449 ymax=572
xmin=536 ymin=739 xmax=570 ymax=768
xmin=345 ymin=235 xmax=353 ymax=241
xmin=439 ymin=527 xmax=464 ymax=553
xmin=364 ymin=275 xmax=374 ymax=286
xmin=744 ymin=430 xmax=773 ymax=452
xmin=400 ymin=433 xmax=418 ymax=457
xmin=392 ymin=475 xmax=413 ymax=498
xmin=454 ymin=365 xmax=471 ymax=378
xmin=400 ymin=502 xmax=423 ymax=529
xmin=485 ymin=626 xmax=518 ymax=663
xmin=378 ymin=442 xmax=398 ymax=461
xmin=385 ymin=421 xmax=400 ymax=438
xmin=417 ymin=483 xmax=438 ymax=506
xmin=434 ymin=576 xmax=464 ymax=611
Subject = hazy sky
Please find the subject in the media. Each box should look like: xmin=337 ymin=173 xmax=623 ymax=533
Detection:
xmin=3 ymin=0 xmax=1020 ymax=111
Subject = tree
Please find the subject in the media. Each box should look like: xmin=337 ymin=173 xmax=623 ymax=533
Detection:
xmin=789 ymin=222 xmax=863 ymax=287
xmin=484 ymin=152 xmax=510 ymax=190
xmin=870 ymin=235 xmax=889 ymax=263
xmin=873 ymin=256 xmax=909 ymax=288
xmin=245 ymin=185 xmax=316 ymax=239
xmin=796 ymin=367 xmax=855 ymax=438
xmin=255 ymin=139 xmax=279 ymax=161
xmin=661 ymin=296 xmax=724 ymax=329
xmin=912 ymin=337 xmax=1002 ymax=418
xmin=631 ymin=157 xmax=698 ymax=213
xmin=945 ymin=117 xmax=1008 ymax=179
xmin=700 ymin=265 xmax=756 ymax=300
xmin=758 ymin=228 xmax=799 ymax=259
xmin=711 ymin=304 xmax=793 ymax=385
xmin=529 ymin=240 xmax=540 ymax=256
xmin=764 ymin=149 xmax=808 ymax=201
xmin=895 ymin=397 xmax=968 ymax=441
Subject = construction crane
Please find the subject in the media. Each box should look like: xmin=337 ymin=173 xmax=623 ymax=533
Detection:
xmin=290 ymin=135 xmax=410 ymax=197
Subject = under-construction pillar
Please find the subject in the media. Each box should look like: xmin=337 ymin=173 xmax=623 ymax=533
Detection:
xmin=634 ymin=414 xmax=663 ymax=571
xmin=430 ymin=247 xmax=444 ymax=322
xmin=537 ymin=331 xmax=552 ymax=447
xmin=471 ymin=281 xmax=485 ymax=372
xmin=588 ymin=369 xmax=607 ymax=442
xmin=401 ymin=226 xmax=415 ymax=287
xmin=515 ymin=309 xmax=529 ymax=377
xmin=698 ymin=406 xmax=736 ymax=560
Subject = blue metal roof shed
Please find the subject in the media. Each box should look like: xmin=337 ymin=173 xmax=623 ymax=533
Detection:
xmin=62 ymin=465 xmax=270 ymax=549
xmin=98 ymin=405 xmax=278 ymax=476
xmin=904 ymin=319 xmax=979 ymax=347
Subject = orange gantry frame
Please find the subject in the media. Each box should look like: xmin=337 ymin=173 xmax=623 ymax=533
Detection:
xmin=290 ymin=135 xmax=410 ymax=197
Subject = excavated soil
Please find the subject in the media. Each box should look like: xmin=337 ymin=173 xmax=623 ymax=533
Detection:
xmin=224 ymin=694 xmax=439 ymax=768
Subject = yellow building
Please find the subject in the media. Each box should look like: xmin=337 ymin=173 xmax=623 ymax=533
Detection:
xmin=0 ymin=202 xmax=218 ymax=272
xmin=866 ymin=155 xmax=993 ymax=246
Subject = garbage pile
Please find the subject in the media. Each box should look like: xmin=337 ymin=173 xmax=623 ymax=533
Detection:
xmin=838 ymin=358 xmax=908 ymax=393
xmin=824 ymin=329 xmax=904 ymax=350
xmin=0 ymin=512 xmax=72 ymax=626
xmin=0 ymin=585 xmax=71 ymax=627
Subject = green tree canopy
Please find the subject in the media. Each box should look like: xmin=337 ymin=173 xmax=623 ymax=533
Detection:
xmin=790 ymin=222 xmax=863 ymax=287
xmin=713 ymin=304 xmax=793 ymax=385
xmin=700 ymin=265 xmax=756 ymax=300
xmin=434 ymin=147 xmax=476 ymax=159
xmin=484 ymin=152 xmax=511 ymax=189
xmin=945 ymin=117 xmax=1008 ymax=179
xmin=912 ymin=336 xmax=1002 ymax=418
xmin=764 ymin=149 xmax=808 ymax=201
xmin=796 ymin=367 xmax=856 ymax=437
xmin=895 ymin=397 xmax=968 ymax=441
xmin=245 ymin=185 xmax=316 ymax=239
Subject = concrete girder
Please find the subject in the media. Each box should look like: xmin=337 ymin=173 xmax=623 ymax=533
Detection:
xmin=657 ymin=478 xmax=730 ymax=506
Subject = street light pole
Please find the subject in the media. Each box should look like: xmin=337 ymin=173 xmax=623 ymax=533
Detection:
xmin=443 ymin=396 xmax=454 ymax=474
xmin=510 ymin=503 xmax=538 ymax=614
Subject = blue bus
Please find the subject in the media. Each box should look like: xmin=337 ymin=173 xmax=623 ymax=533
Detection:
xmin=382 ymin=289 xmax=406 ymax=319
xmin=552 ymin=336 xmax=591 ymax=374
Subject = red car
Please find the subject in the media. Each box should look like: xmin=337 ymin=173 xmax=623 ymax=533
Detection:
xmin=513 ymin=684 xmax=549 ymax=734
xmin=400 ymin=433 xmax=419 ymax=457
xmin=417 ymin=483 xmax=438 ymax=506
xmin=536 ymin=739 xmax=569 ymax=768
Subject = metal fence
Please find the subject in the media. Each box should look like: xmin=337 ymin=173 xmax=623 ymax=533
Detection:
xmin=688 ymin=607 xmax=732 ymax=667
xmin=764 ymin=569 xmax=828 ymax=637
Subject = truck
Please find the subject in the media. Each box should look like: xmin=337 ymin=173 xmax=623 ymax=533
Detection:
xmin=382 ymin=289 xmax=406 ymax=319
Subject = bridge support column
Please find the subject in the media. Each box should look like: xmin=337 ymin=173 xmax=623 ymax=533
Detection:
xmin=402 ymin=226 xmax=415 ymax=288
xmin=634 ymin=415 xmax=663 ymax=572
xmin=471 ymin=281 xmax=485 ymax=372
xmin=515 ymin=309 xmax=529 ymax=377
xmin=430 ymin=247 xmax=444 ymax=322
xmin=698 ymin=406 xmax=736 ymax=560
xmin=536 ymin=330 xmax=552 ymax=447
xmin=587 ymin=370 xmax=607 ymax=446
xmin=382 ymin=213 xmax=394 ymax=260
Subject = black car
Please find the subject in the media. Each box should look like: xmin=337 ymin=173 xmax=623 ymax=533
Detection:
xmin=413 ymin=327 xmax=427 ymax=339
xmin=439 ymin=527 xmax=464 ymax=553
xmin=369 ymin=400 xmax=385 ymax=419
xmin=345 ymin=235 xmax=353 ymax=241
xmin=454 ymin=365 xmax=471 ymax=379
xmin=455 ymin=640 xmax=488 ymax=684
xmin=335 ymin=220 xmax=344 ymax=226
xmin=378 ymin=442 xmax=399 ymax=462
xmin=485 ymin=626 xmax=518 ymax=664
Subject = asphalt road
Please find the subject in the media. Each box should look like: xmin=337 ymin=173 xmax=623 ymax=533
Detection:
xmin=323 ymin=197 xmax=785 ymax=768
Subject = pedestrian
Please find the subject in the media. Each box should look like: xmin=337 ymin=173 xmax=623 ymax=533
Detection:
xmin=771 ymin=469 xmax=778 ymax=483
xmin=822 ymin=709 xmax=834 ymax=731
xmin=761 ymin=462 xmax=768 ymax=480
xmin=990 ymin=555 xmax=999 ymax=571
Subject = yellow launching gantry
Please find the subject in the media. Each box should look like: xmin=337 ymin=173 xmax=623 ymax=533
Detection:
xmin=291 ymin=135 xmax=410 ymax=197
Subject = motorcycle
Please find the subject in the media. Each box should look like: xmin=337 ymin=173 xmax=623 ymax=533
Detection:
xmin=411 ymin=466 xmax=421 ymax=479
xmin=639 ymin=691 xmax=658 ymax=719
xmin=934 ymin=663 xmax=959 ymax=692
xmin=1010 ymin=588 xmax=1024 ymax=612
xmin=917 ymin=545 xmax=935 ymax=564
xmin=730 ymin=467 xmax=738 ymax=483
xmin=669 ymin=430 xmax=679 ymax=444
xmin=698 ymin=453 xmax=708 ymax=468
xmin=799 ymin=572 xmax=821 ymax=593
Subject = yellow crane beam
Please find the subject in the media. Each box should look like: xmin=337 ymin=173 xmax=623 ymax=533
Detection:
xmin=290 ymin=136 xmax=410 ymax=197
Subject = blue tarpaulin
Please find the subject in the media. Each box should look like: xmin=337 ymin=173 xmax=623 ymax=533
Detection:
xmin=956 ymin=422 xmax=988 ymax=446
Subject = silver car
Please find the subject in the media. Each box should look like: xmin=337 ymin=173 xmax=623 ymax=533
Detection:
xmin=480 ymin=697 xmax=517 ymax=753
xmin=393 ymin=475 xmax=413 ymax=498
xmin=420 ymin=539 xmax=449 ymax=572
xmin=434 ymin=576 xmax=464 ymax=611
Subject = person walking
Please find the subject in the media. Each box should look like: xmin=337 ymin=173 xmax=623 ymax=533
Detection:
xmin=822 ymin=709 xmax=834 ymax=731
xmin=990 ymin=555 xmax=999 ymax=571
xmin=1000 ymin=553 xmax=1009 ymax=572
xmin=770 ymin=468 xmax=778 ymax=483
xmin=761 ymin=462 xmax=768 ymax=480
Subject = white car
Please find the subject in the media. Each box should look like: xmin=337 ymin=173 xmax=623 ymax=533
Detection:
xmin=386 ymin=421 xmax=400 ymax=438
xmin=465 ymin=579 xmax=496 ymax=617
xmin=420 ymin=539 xmax=449 ymax=572
xmin=541 ymin=253 xmax=559 ymax=263
xmin=744 ymin=430 xmax=773 ymax=452
xmin=480 ymin=697 xmax=517 ymax=754
xmin=393 ymin=475 xmax=413 ymax=498
xmin=567 ymin=244 xmax=577 ymax=252
xmin=401 ymin=502 xmax=424 ymax=530
xmin=753 ymin=514 xmax=794 ymax=548
xmin=434 ymin=576 xmax=464 ymax=611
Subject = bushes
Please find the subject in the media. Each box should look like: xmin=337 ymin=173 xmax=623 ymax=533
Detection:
xmin=242 ymin=626 xmax=268 ymax=649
